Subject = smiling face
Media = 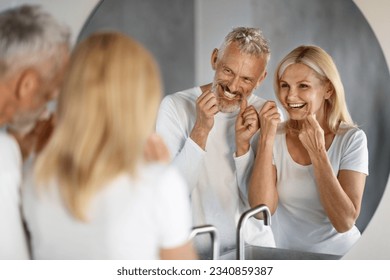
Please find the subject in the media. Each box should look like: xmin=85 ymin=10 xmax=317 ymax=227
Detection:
xmin=278 ymin=63 xmax=332 ymax=125
xmin=211 ymin=42 xmax=267 ymax=113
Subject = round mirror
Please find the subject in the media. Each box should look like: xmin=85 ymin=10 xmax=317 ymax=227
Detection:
xmin=78 ymin=0 xmax=389 ymax=258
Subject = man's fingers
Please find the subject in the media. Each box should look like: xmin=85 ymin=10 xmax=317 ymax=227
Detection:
xmin=197 ymin=89 xmax=216 ymax=104
xmin=239 ymin=97 xmax=248 ymax=113
xmin=198 ymin=91 xmax=217 ymax=110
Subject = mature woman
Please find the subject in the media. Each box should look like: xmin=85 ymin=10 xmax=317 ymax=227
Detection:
xmin=22 ymin=32 xmax=197 ymax=260
xmin=249 ymin=45 xmax=368 ymax=255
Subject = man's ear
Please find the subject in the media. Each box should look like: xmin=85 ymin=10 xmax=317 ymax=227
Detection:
xmin=256 ymin=70 xmax=267 ymax=88
xmin=210 ymin=48 xmax=219 ymax=70
xmin=15 ymin=68 xmax=40 ymax=102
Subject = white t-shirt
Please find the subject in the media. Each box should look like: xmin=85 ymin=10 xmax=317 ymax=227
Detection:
xmin=0 ymin=131 xmax=30 ymax=259
xmin=22 ymin=164 xmax=192 ymax=260
xmin=156 ymin=87 xmax=276 ymax=255
xmin=271 ymin=125 xmax=369 ymax=255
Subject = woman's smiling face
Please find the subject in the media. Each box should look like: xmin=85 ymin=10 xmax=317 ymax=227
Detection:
xmin=278 ymin=63 xmax=332 ymax=123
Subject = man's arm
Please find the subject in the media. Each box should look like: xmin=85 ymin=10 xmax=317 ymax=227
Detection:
xmin=156 ymin=95 xmax=206 ymax=192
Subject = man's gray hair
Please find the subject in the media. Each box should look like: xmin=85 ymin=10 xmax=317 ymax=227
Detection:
xmin=0 ymin=4 xmax=70 ymax=79
xmin=218 ymin=27 xmax=270 ymax=62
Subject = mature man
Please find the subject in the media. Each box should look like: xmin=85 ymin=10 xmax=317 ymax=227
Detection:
xmin=156 ymin=27 xmax=279 ymax=257
xmin=0 ymin=4 xmax=70 ymax=259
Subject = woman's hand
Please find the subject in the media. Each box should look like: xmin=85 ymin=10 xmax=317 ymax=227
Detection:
xmin=258 ymin=101 xmax=281 ymax=140
xmin=144 ymin=133 xmax=170 ymax=163
xmin=298 ymin=114 xmax=326 ymax=156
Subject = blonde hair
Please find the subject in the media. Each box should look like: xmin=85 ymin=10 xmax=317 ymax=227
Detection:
xmin=274 ymin=45 xmax=355 ymax=133
xmin=34 ymin=32 xmax=162 ymax=220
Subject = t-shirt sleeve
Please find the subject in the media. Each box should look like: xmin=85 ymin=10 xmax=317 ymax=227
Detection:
xmin=234 ymin=148 xmax=254 ymax=200
xmin=156 ymin=95 xmax=205 ymax=192
xmin=156 ymin=166 xmax=192 ymax=249
xmin=340 ymin=129 xmax=369 ymax=175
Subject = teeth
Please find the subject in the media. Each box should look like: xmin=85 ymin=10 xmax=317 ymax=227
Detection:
xmin=224 ymin=90 xmax=236 ymax=99
xmin=289 ymin=103 xmax=305 ymax=108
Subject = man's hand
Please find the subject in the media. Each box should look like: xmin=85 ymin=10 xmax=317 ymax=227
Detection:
xmin=235 ymin=97 xmax=260 ymax=156
xmin=190 ymin=89 xmax=218 ymax=150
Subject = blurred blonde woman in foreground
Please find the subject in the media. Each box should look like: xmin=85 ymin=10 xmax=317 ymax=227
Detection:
xmin=22 ymin=32 xmax=197 ymax=260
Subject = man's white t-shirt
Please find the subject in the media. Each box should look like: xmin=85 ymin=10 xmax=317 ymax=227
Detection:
xmin=157 ymin=87 xmax=276 ymax=255
xmin=0 ymin=131 xmax=30 ymax=259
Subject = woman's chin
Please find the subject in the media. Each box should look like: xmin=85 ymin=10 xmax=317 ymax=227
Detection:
xmin=288 ymin=111 xmax=309 ymax=121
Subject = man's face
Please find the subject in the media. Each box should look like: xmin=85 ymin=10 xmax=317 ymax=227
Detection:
xmin=211 ymin=42 xmax=267 ymax=113
xmin=0 ymin=86 xmax=18 ymax=126
xmin=9 ymin=47 xmax=69 ymax=134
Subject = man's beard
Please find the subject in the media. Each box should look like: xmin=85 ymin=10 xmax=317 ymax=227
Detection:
xmin=8 ymin=106 xmax=49 ymax=136
xmin=212 ymin=82 xmax=249 ymax=113
xmin=218 ymin=99 xmax=240 ymax=113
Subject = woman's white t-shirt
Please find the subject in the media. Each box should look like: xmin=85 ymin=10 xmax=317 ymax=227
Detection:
xmin=271 ymin=125 xmax=369 ymax=255
xmin=22 ymin=164 xmax=192 ymax=259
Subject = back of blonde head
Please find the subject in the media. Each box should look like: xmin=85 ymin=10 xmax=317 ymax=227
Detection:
xmin=274 ymin=45 xmax=355 ymax=133
xmin=35 ymin=32 xmax=162 ymax=220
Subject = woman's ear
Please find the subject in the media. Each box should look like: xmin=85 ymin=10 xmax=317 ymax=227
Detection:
xmin=210 ymin=48 xmax=219 ymax=70
xmin=325 ymin=82 xmax=334 ymax=100
xmin=15 ymin=68 xmax=41 ymax=104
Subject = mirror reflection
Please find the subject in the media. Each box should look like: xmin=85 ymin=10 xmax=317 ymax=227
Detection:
xmin=2 ymin=0 xmax=387 ymax=260
xmin=79 ymin=0 xmax=390 ymax=260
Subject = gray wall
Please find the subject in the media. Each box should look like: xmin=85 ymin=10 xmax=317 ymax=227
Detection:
xmin=79 ymin=0 xmax=389 ymax=234
xmin=78 ymin=0 xmax=195 ymax=94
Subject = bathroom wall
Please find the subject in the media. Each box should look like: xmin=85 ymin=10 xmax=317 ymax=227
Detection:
xmin=78 ymin=0 xmax=195 ymax=95
xmin=0 ymin=0 xmax=97 ymax=44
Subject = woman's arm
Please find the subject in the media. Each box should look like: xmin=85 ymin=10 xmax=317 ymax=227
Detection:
xmin=248 ymin=101 xmax=281 ymax=216
xmin=299 ymin=115 xmax=367 ymax=232
xmin=311 ymin=152 xmax=366 ymax=233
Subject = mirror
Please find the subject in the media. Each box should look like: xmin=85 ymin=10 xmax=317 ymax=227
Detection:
xmin=78 ymin=0 xmax=390 ymax=258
